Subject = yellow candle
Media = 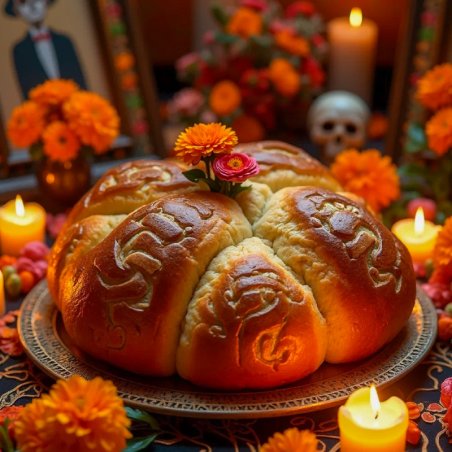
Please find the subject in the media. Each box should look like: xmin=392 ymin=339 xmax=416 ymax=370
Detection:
xmin=327 ymin=8 xmax=378 ymax=105
xmin=0 ymin=271 xmax=4 ymax=316
xmin=392 ymin=207 xmax=441 ymax=264
xmin=339 ymin=386 xmax=408 ymax=452
xmin=0 ymin=195 xmax=46 ymax=256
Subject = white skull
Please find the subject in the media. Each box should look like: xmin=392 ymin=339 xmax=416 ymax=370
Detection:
xmin=307 ymin=91 xmax=370 ymax=164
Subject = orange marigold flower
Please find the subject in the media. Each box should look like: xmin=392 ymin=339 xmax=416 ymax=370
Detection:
xmin=275 ymin=30 xmax=310 ymax=57
xmin=260 ymin=428 xmax=318 ymax=452
xmin=7 ymin=101 xmax=45 ymax=147
xmin=0 ymin=406 xmax=24 ymax=440
xmin=64 ymin=91 xmax=119 ymax=154
xmin=174 ymin=122 xmax=238 ymax=165
xmin=232 ymin=114 xmax=264 ymax=142
xmin=121 ymin=73 xmax=138 ymax=91
xmin=0 ymin=325 xmax=23 ymax=356
xmin=331 ymin=149 xmax=400 ymax=213
xmin=430 ymin=216 xmax=452 ymax=283
xmin=426 ymin=107 xmax=452 ymax=156
xmin=227 ymin=7 xmax=262 ymax=38
xmin=42 ymin=121 xmax=80 ymax=162
xmin=268 ymin=59 xmax=300 ymax=97
xmin=14 ymin=375 xmax=131 ymax=452
xmin=114 ymin=51 xmax=135 ymax=71
xmin=29 ymin=79 xmax=79 ymax=108
xmin=417 ymin=63 xmax=452 ymax=110
xmin=209 ymin=80 xmax=242 ymax=116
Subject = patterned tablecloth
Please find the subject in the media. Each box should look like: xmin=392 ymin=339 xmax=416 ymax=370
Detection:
xmin=1 ymin=295 xmax=451 ymax=451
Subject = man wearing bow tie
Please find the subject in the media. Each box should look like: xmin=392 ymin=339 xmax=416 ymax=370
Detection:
xmin=5 ymin=0 xmax=87 ymax=99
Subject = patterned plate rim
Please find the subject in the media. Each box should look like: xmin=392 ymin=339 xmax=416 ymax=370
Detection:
xmin=18 ymin=281 xmax=437 ymax=419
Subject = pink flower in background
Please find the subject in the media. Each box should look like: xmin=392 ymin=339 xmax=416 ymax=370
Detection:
xmin=203 ymin=30 xmax=216 ymax=45
xmin=269 ymin=19 xmax=295 ymax=34
xmin=240 ymin=0 xmax=267 ymax=11
xmin=421 ymin=282 xmax=451 ymax=308
xmin=200 ymin=110 xmax=217 ymax=123
xmin=176 ymin=52 xmax=201 ymax=74
xmin=169 ymin=88 xmax=204 ymax=117
xmin=213 ymin=152 xmax=259 ymax=182
xmin=46 ymin=213 xmax=67 ymax=239
xmin=132 ymin=119 xmax=149 ymax=135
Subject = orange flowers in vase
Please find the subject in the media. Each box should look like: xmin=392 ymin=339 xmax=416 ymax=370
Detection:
xmin=7 ymin=80 xmax=120 ymax=204
xmin=7 ymin=79 xmax=119 ymax=163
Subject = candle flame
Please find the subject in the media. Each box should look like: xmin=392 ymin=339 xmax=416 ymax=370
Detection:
xmin=370 ymin=385 xmax=381 ymax=419
xmin=414 ymin=207 xmax=425 ymax=235
xmin=349 ymin=7 xmax=363 ymax=27
xmin=15 ymin=195 xmax=25 ymax=217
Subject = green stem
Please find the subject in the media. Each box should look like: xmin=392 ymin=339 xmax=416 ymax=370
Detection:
xmin=0 ymin=423 xmax=14 ymax=452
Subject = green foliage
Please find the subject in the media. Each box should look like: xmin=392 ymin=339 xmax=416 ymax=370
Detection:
xmin=211 ymin=3 xmax=229 ymax=27
xmin=405 ymin=123 xmax=427 ymax=154
xmin=29 ymin=142 xmax=43 ymax=161
xmin=182 ymin=169 xmax=207 ymax=183
xmin=125 ymin=407 xmax=160 ymax=452
xmin=0 ymin=421 xmax=14 ymax=452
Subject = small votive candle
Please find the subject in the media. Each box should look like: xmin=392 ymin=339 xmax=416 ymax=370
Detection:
xmin=392 ymin=207 xmax=441 ymax=264
xmin=338 ymin=386 xmax=408 ymax=452
xmin=0 ymin=195 xmax=46 ymax=256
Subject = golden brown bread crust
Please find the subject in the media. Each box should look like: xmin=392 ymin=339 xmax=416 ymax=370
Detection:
xmin=236 ymin=141 xmax=342 ymax=192
xmin=62 ymin=159 xmax=201 ymax=234
xmin=49 ymin=141 xmax=416 ymax=389
xmin=60 ymin=192 xmax=252 ymax=376
xmin=47 ymin=214 xmax=126 ymax=305
xmin=254 ymin=187 xmax=416 ymax=363
xmin=177 ymin=238 xmax=327 ymax=389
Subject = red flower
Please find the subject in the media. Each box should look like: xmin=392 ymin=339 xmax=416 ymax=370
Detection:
xmin=303 ymin=57 xmax=325 ymax=88
xmin=441 ymin=377 xmax=452 ymax=407
xmin=240 ymin=0 xmax=267 ymax=11
xmin=286 ymin=1 xmax=315 ymax=18
xmin=213 ymin=152 xmax=259 ymax=182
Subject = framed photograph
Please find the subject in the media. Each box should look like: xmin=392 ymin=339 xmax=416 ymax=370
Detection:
xmin=386 ymin=0 xmax=452 ymax=161
xmin=0 ymin=0 xmax=164 ymax=178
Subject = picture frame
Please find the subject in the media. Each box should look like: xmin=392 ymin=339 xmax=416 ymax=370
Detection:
xmin=386 ymin=0 xmax=452 ymax=161
xmin=0 ymin=0 xmax=164 ymax=179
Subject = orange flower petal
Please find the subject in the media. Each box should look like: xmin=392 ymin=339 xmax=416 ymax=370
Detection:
xmin=331 ymin=149 xmax=400 ymax=212
xmin=64 ymin=91 xmax=119 ymax=154
xmin=42 ymin=121 xmax=80 ymax=162
xmin=417 ymin=63 xmax=452 ymax=110
xmin=7 ymin=101 xmax=46 ymax=147
xmin=260 ymin=428 xmax=318 ymax=452
xmin=209 ymin=81 xmax=241 ymax=116
xmin=14 ymin=375 xmax=131 ymax=452
xmin=174 ymin=122 xmax=238 ymax=165
xmin=227 ymin=7 xmax=262 ymax=38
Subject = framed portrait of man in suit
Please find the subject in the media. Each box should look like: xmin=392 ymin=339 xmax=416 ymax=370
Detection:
xmin=0 ymin=0 xmax=164 ymax=177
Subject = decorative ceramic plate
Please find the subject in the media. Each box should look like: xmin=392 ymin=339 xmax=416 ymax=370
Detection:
xmin=19 ymin=281 xmax=436 ymax=419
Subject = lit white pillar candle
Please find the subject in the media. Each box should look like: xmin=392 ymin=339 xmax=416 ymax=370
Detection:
xmin=327 ymin=8 xmax=378 ymax=105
